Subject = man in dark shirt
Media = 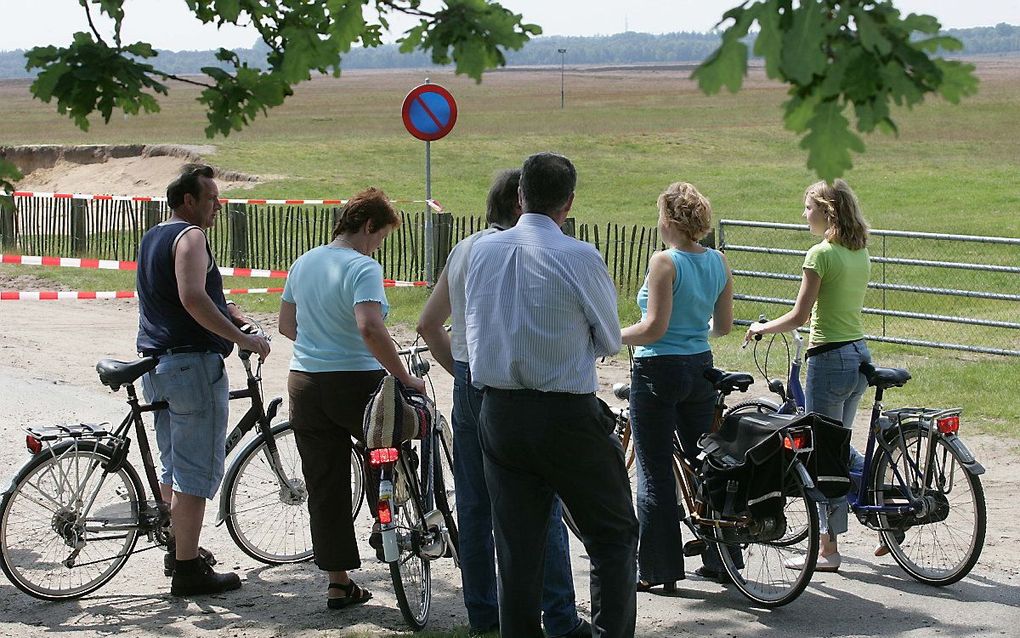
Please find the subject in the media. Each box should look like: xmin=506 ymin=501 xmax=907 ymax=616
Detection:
xmin=137 ymin=164 xmax=270 ymax=596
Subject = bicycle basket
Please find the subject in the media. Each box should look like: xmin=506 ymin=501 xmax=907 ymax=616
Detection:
xmin=363 ymin=375 xmax=430 ymax=449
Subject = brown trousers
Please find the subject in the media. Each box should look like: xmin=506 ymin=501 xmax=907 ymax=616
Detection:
xmin=288 ymin=368 xmax=386 ymax=571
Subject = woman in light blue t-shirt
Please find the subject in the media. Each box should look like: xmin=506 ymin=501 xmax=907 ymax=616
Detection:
xmin=621 ymin=182 xmax=734 ymax=591
xmin=278 ymin=188 xmax=424 ymax=610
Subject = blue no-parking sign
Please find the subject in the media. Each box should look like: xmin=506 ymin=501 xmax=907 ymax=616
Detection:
xmin=401 ymin=84 xmax=458 ymax=142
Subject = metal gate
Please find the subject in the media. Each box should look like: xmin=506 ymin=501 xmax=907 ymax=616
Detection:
xmin=719 ymin=220 xmax=1020 ymax=357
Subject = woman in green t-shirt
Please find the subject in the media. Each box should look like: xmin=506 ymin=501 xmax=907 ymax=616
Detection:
xmin=744 ymin=179 xmax=871 ymax=573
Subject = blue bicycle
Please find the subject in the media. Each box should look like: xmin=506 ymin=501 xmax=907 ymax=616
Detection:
xmin=741 ymin=320 xmax=986 ymax=585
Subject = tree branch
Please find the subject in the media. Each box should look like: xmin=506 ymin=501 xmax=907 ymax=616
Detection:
xmin=152 ymin=70 xmax=215 ymax=89
xmin=82 ymin=1 xmax=108 ymax=47
xmin=378 ymin=0 xmax=435 ymax=19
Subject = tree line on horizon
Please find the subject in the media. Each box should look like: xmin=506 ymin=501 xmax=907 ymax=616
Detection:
xmin=1 ymin=23 xmax=1017 ymax=80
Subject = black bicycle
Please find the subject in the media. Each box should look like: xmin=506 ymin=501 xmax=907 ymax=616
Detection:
xmin=0 ymin=324 xmax=354 ymax=600
xmin=368 ymin=341 xmax=458 ymax=630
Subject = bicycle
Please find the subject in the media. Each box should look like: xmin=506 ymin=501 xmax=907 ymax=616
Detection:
xmin=740 ymin=319 xmax=987 ymax=585
xmin=367 ymin=340 xmax=458 ymax=630
xmin=566 ymin=367 xmax=822 ymax=607
xmin=0 ymin=325 xmax=347 ymax=600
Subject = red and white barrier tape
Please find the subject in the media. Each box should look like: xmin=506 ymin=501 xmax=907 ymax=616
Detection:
xmin=2 ymin=253 xmax=428 ymax=287
xmin=6 ymin=191 xmax=444 ymax=212
xmin=2 ymin=280 xmax=426 ymax=300
xmin=1 ymin=288 xmax=285 ymax=301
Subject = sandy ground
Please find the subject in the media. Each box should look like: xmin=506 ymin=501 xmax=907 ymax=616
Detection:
xmin=13 ymin=156 xmax=259 ymax=197
xmin=0 ymin=298 xmax=1017 ymax=636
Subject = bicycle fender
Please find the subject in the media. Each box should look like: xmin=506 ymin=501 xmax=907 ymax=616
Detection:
xmin=215 ymin=422 xmax=285 ymax=526
xmin=943 ymin=435 xmax=985 ymax=476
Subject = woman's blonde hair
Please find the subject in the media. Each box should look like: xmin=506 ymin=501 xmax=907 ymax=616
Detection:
xmin=805 ymin=179 xmax=869 ymax=250
xmin=658 ymin=182 xmax=712 ymax=242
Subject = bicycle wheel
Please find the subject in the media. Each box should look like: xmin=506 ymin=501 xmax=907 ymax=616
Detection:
xmin=0 ymin=440 xmax=143 ymax=600
xmin=871 ymin=427 xmax=986 ymax=586
xmin=390 ymin=452 xmax=432 ymax=630
xmin=726 ymin=398 xmax=781 ymax=418
xmin=713 ymin=467 xmax=819 ymax=607
xmin=433 ymin=418 xmax=459 ymax=556
xmin=224 ymin=422 xmax=314 ymax=564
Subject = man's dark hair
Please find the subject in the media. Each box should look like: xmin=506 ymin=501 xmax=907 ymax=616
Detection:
xmin=167 ymin=164 xmax=214 ymax=210
xmin=486 ymin=169 xmax=521 ymax=227
xmin=519 ymin=152 xmax=576 ymax=215
xmin=332 ymin=187 xmax=400 ymax=237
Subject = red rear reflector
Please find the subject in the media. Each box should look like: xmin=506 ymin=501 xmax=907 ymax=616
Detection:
xmin=26 ymin=435 xmax=42 ymax=455
xmin=936 ymin=415 xmax=960 ymax=435
xmin=369 ymin=448 xmax=400 ymax=466
xmin=377 ymin=501 xmax=393 ymax=525
xmin=784 ymin=432 xmax=810 ymax=450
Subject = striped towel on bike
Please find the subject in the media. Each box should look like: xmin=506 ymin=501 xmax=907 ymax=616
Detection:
xmin=363 ymin=375 xmax=428 ymax=448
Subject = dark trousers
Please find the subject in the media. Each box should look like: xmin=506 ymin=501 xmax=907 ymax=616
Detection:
xmin=479 ymin=389 xmax=638 ymax=638
xmin=288 ymin=368 xmax=386 ymax=571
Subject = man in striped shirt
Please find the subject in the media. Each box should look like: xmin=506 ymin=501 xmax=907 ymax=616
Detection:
xmin=465 ymin=152 xmax=638 ymax=638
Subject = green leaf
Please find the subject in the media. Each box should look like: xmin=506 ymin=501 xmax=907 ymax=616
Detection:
xmin=753 ymin=0 xmax=783 ymax=79
xmin=841 ymin=50 xmax=880 ymax=103
xmin=693 ymin=39 xmax=748 ymax=95
xmin=914 ymin=36 xmax=963 ymax=53
xmin=853 ymin=98 xmax=893 ymax=134
xmin=854 ymin=10 xmax=892 ymax=56
xmin=799 ymin=99 xmax=866 ymax=181
xmin=214 ymin=0 xmax=241 ymax=23
xmin=780 ymin=0 xmax=828 ymax=85
xmin=1 ymin=158 xmax=23 ymax=212
xmin=935 ymin=59 xmax=979 ymax=103
xmin=783 ymin=91 xmax=820 ymax=133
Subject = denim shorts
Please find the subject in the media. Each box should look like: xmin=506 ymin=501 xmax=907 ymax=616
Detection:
xmin=141 ymin=352 xmax=229 ymax=499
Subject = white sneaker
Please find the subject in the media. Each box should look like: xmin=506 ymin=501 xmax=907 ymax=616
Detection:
xmin=784 ymin=552 xmax=841 ymax=572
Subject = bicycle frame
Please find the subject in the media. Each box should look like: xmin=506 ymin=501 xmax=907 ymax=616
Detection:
xmin=849 ymin=391 xmax=984 ymax=519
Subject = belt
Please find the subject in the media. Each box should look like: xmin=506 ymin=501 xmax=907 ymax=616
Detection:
xmin=141 ymin=345 xmax=211 ymax=357
xmin=484 ymin=387 xmax=593 ymax=400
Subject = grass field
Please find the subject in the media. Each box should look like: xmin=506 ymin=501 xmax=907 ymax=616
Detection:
xmin=2 ymin=61 xmax=1019 ymax=231
xmin=1 ymin=59 xmax=1018 ymax=435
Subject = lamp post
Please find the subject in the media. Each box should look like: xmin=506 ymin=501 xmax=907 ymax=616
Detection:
xmin=557 ymin=48 xmax=566 ymax=109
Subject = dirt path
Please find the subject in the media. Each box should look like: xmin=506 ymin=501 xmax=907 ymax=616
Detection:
xmin=0 ymin=299 xmax=1017 ymax=636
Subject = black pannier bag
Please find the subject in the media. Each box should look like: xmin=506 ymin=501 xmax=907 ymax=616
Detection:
xmin=801 ymin=413 xmax=852 ymax=498
xmin=699 ymin=410 xmax=851 ymax=527
xmin=699 ymin=412 xmax=792 ymax=526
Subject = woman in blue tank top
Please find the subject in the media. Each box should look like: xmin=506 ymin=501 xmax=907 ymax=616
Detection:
xmin=621 ymin=182 xmax=734 ymax=591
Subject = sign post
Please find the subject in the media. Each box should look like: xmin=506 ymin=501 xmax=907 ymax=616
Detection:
xmin=401 ymin=80 xmax=458 ymax=284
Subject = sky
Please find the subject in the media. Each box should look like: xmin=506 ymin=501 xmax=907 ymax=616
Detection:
xmin=3 ymin=0 xmax=1019 ymax=52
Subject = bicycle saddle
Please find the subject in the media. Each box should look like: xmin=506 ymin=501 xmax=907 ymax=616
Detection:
xmin=859 ymin=362 xmax=911 ymax=389
xmin=96 ymin=357 xmax=159 ymax=390
xmin=612 ymin=383 xmax=630 ymax=400
xmin=703 ymin=368 xmax=754 ymax=394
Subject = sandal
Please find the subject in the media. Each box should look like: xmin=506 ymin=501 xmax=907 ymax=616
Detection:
xmin=636 ymin=580 xmax=677 ymax=594
xmin=327 ymin=580 xmax=373 ymax=610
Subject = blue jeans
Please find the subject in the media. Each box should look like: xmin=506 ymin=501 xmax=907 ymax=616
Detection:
xmin=630 ymin=352 xmax=732 ymax=581
xmin=141 ymin=352 xmax=229 ymax=499
xmin=805 ymin=339 xmax=871 ymax=537
xmin=452 ymin=361 xmax=581 ymax=636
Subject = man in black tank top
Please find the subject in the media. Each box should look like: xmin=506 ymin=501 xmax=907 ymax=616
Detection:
xmin=136 ymin=165 xmax=270 ymax=596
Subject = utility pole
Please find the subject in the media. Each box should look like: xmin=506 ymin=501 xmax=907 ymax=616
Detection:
xmin=557 ymin=48 xmax=567 ymax=109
